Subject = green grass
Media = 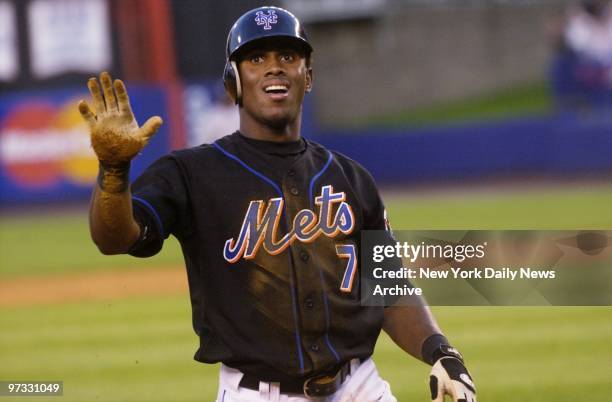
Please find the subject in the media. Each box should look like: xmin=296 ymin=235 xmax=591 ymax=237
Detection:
xmin=379 ymin=307 xmax=612 ymax=401
xmin=363 ymin=82 xmax=553 ymax=128
xmin=1 ymin=297 xmax=610 ymax=401
xmin=385 ymin=186 xmax=612 ymax=230
xmin=0 ymin=209 xmax=183 ymax=278
xmin=0 ymin=296 xmax=217 ymax=402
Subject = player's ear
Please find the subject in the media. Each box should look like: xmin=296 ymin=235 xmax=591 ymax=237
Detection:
xmin=305 ymin=67 xmax=313 ymax=93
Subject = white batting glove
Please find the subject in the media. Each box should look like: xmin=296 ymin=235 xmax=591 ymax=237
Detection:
xmin=429 ymin=356 xmax=476 ymax=402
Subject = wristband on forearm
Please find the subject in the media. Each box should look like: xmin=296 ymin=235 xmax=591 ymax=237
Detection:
xmin=97 ymin=160 xmax=130 ymax=193
xmin=421 ymin=333 xmax=464 ymax=365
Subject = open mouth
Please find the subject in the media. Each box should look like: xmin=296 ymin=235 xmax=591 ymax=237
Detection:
xmin=264 ymin=84 xmax=289 ymax=99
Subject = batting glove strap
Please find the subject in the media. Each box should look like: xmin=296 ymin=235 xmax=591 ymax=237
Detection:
xmin=421 ymin=333 xmax=466 ymax=366
xmin=432 ymin=344 xmax=464 ymax=363
xmin=429 ymin=357 xmax=476 ymax=402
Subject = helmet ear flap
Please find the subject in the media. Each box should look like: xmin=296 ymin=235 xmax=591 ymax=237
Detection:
xmin=223 ymin=61 xmax=242 ymax=105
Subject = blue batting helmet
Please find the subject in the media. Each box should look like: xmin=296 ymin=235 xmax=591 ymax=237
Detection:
xmin=223 ymin=6 xmax=313 ymax=104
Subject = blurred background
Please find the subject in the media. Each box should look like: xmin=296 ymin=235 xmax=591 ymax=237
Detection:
xmin=1 ymin=0 xmax=611 ymax=401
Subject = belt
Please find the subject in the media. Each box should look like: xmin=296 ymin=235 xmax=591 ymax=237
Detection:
xmin=239 ymin=360 xmax=354 ymax=398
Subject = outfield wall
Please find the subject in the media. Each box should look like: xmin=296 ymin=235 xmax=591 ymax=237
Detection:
xmin=307 ymin=2 xmax=566 ymax=125
xmin=311 ymin=111 xmax=612 ymax=184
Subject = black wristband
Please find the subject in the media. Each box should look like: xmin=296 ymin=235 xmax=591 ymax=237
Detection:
xmin=97 ymin=160 xmax=130 ymax=193
xmin=421 ymin=333 xmax=450 ymax=365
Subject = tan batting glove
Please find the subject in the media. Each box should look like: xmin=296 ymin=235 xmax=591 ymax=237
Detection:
xmin=78 ymin=71 xmax=162 ymax=164
xmin=430 ymin=357 xmax=476 ymax=402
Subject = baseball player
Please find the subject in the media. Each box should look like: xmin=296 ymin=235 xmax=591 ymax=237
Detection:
xmin=79 ymin=6 xmax=476 ymax=402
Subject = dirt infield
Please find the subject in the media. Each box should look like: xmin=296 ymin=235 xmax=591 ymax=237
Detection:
xmin=0 ymin=266 xmax=187 ymax=308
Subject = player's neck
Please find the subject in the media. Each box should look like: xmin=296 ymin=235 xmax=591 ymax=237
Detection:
xmin=239 ymin=114 xmax=302 ymax=142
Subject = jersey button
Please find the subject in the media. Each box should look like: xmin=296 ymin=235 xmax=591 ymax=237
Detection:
xmin=290 ymin=187 xmax=299 ymax=196
xmin=300 ymin=251 xmax=309 ymax=262
xmin=305 ymin=298 xmax=314 ymax=308
xmin=310 ymin=344 xmax=319 ymax=352
xmin=288 ymin=169 xmax=296 ymax=177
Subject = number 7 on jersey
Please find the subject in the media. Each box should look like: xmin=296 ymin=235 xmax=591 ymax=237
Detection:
xmin=336 ymin=244 xmax=357 ymax=292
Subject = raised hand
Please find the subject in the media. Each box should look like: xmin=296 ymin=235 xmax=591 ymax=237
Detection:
xmin=78 ymin=71 xmax=162 ymax=164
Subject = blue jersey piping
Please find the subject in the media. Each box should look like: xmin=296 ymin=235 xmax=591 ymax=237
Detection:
xmin=213 ymin=142 xmax=282 ymax=195
xmin=213 ymin=141 xmax=305 ymax=372
xmin=308 ymin=151 xmax=341 ymax=362
xmin=308 ymin=151 xmax=333 ymax=205
xmin=132 ymin=196 xmax=165 ymax=238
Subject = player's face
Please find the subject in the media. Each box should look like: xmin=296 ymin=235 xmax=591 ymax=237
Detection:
xmin=237 ymin=39 xmax=312 ymax=130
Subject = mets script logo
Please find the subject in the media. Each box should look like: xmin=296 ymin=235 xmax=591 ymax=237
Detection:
xmin=224 ymin=185 xmax=355 ymax=263
xmin=255 ymin=10 xmax=277 ymax=30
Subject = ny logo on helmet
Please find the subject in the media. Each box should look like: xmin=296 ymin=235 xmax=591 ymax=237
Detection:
xmin=255 ymin=10 xmax=277 ymax=30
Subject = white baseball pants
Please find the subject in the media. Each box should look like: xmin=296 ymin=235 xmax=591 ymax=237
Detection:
xmin=215 ymin=358 xmax=397 ymax=402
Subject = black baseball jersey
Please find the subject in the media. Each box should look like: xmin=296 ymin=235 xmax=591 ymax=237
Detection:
xmin=128 ymin=131 xmax=388 ymax=381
